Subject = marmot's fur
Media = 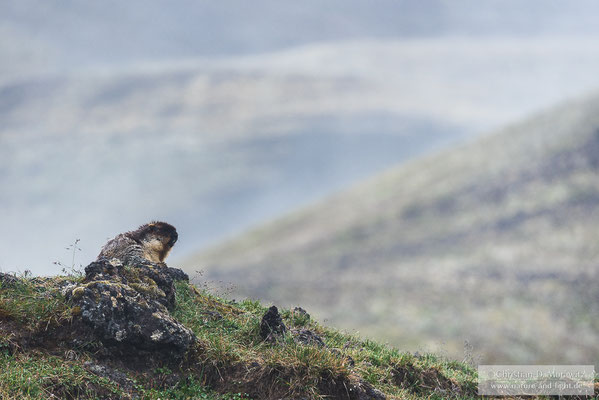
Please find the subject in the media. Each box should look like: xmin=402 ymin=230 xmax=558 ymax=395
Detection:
xmin=97 ymin=221 xmax=178 ymax=265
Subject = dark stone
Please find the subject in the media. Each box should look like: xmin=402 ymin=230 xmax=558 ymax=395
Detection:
xmin=84 ymin=361 xmax=135 ymax=392
xmin=292 ymin=328 xmax=325 ymax=347
xmin=292 ymin=306 xmax=310 ymax=320
xmin=348 ymin=380 xmax=386 ymax=400
xmin=201 ymin=310 xmax=223 ymax=321
xmin=67 ymin=259 xmax=196 ymax=360
xmin=83 ymin=259 xmax=187 ymax=310
xmin=260 ymin=306 xmax=286 ymax=342
xmin=167 ymin=267 xmax=189 ymax=282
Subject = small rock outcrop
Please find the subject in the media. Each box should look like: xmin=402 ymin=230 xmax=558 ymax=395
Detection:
xmin=260 ymin=305 xmax=287 ymax=342
xmin=66 ymin=258 xmax=196 ymax=359
xmin=292 ymin=328 xmax=326 ymax=347
xmin=260 ymin=305 xmax=331 ymax=350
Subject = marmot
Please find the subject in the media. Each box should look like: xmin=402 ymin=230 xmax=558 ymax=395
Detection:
xmin=97 ymin=221 xmax=178 ymax=265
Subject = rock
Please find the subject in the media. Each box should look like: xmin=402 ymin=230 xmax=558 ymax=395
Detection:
xmin=201 ymin=310 xmax=223 ymax=322
xmin=292 ymin=328 xmax=325 ymax=347
xmin=0 ymin=272 xmax=18 ymax=288
xmin=349 ymin=379 xmax=386 ymax=400
xmin=292 ymin=306 xmax=310 ymax=320
xmin=166 ymin=267 xmax=189 ymax=282
xmin=260 ymin=306 xmax=286 ymax=342
xmin=66 ymin=259 xmax=196 ymax=359
xmin=84 ymin=361 xmax=135 ymax=392
xmin=83 ymin=260 xmax=179 ymax=310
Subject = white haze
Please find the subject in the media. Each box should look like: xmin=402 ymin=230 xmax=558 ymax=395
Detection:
xmin=1 ymin=1 xmax=599 ymax=274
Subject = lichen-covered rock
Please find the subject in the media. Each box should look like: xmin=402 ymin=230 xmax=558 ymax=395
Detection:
xmin=66 ymin=259 xmax=195 ymax=359
xmin=84 ymin=361 xmax=136 ymax=392
xmin=83 ymin=259 xmax=187 ymax=310
xmin=165 ymin=267 xmax=189 ymax=283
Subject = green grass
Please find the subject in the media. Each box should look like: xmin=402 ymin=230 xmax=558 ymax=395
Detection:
xmin=172 ymin=281 xmax=479 ymax=399
xmin=0 ymin=275 xmax=78 ymax=331
xmin=0 ymin=274 xmax=486 ymax=399
xmin=0 ymin=350 xmax=250 ymax=400
xmin=3 ymin=274 xmax=597 ymax=398
xmin=0 ymin=351 xmax=123 ymax=400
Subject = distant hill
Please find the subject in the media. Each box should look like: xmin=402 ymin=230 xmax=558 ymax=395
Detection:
xmin=185 ymin=93 xmax=599 ymax=366
xmin=4 ymin=38 xmax=599 ymax=274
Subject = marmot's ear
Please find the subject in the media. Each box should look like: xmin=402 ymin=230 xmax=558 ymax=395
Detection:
xmin=146 ymin=223 xmax=158 ymax=232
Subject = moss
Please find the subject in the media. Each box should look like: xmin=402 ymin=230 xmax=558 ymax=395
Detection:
xmin=129 ymin=282 xmax=165 ymax=299
xmin=71 ymin=286 xmax=85 ymax=299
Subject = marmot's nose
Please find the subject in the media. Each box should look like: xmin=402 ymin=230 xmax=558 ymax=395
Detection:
xmin=169 ymin=232 xmax=178 ymax=247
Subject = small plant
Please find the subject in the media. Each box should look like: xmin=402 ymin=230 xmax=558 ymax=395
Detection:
xmin=462 ymin=340 xmax=481 ymax=368
xmin=53 ymin=239 xmax=83 ymax=277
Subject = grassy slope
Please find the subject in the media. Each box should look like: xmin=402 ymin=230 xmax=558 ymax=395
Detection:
xmin=0 ymin=274 xmax=481 ymax=399
xmin=185 ymin=93 xmax=599 ymax=366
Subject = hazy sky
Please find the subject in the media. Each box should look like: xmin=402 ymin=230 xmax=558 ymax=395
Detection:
xmin=3 ymin=0 xmax=599 ymax=80
xmin=2 ymin=1 xmax=599 ymax=274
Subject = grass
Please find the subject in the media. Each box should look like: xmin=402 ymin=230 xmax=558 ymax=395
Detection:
xmin=0 ymin=275 xmax=78 ymax=331
xmin=0 ymin=350 xmax=249 ymax=400
xmin=171 ymin=281 xmax=479 ymax=398
xmin=0 ymin=351 xmax=122 ymax=400
xmin=2 ymin=273 xmax=598 ymax=398
xmin=0 ymin=272 xmax=488 ymax=399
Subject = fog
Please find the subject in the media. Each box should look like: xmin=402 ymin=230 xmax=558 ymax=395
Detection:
xmin=1 ymin=1 xmax=599 ymax=274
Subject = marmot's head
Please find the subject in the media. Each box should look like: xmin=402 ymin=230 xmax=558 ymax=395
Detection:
xmin=132 ymin=221 xmax=178 ymax=263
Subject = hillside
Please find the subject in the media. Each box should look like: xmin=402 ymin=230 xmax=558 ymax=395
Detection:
xmin=4 ymin=37 xmax=599 ymax=273
xmin=185 ymin=93 xmax=599 ymax=366
xmin=0 ymin=266 xmax=482 ymax=399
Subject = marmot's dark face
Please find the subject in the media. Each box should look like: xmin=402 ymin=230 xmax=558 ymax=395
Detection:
xmin=132 ymin=221 xmax=178 ymax=263
xmin=146 ymin=221 xmax=178 ymax=248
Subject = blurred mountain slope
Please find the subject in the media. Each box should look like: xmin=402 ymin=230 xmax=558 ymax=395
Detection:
xmin=186 ymin=92 xmax=599 ymax=365
xmin=2 ymin=36 xmax=599 ymax=273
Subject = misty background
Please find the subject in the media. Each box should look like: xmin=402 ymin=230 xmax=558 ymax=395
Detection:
xmin=3 ymin=0 xmax=599 ymax=272
xmin=2 ymin=0 xmax=599 ymax=366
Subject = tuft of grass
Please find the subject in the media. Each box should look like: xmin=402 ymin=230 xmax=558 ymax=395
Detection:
xmin=0 ymin=275 xmax=78 ymax=331
xmin=0 ymin=350 xmax=249 ymax=400
xmin=0 ymin=351 xmax=124 ymax=400
xmin=134 ymin=374 xmax=250 ymax=400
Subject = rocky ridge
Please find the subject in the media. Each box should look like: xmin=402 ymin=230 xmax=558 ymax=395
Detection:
xmin=65 ymin=258 xmax=196 ymax=360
